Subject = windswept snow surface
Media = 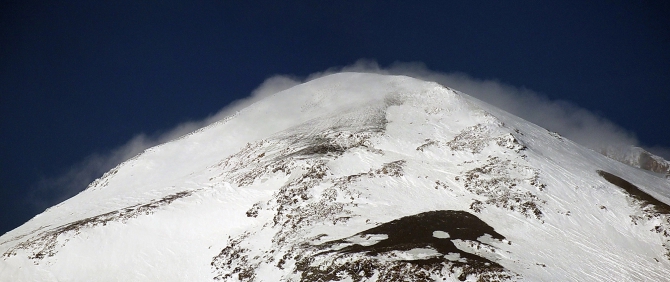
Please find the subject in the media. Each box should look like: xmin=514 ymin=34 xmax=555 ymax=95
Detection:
xmin=2 ymin=73 xmax=669 ymax=281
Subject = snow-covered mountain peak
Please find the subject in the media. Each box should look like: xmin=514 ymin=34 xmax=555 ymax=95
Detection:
xmin=2 ymin=73 xmax=669 ymax=281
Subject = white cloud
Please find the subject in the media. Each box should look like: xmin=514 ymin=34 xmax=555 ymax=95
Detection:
xmin=30 ymin=60 xmax=668 ymax=210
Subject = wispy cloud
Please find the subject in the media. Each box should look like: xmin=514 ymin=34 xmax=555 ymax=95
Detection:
xmin=30 ymin=60 xmax=668 ymax=211
xmin=29 ymin=75 xmax=299 ymax=211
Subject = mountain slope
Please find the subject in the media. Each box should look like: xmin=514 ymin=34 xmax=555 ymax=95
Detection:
xmin=2 ymin=73 xmax=669 ymax=281
xmin=601 ymin=146 xmax=670 ymax=177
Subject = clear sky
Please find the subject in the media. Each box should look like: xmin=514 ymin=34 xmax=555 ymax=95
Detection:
xmin=1 ymin=1 xmax=668 ymax=235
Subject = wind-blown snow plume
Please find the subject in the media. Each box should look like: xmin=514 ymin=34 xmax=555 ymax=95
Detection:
xmin=322 ymin=60 xmax=648 ymax=154
xmin=32 ymin=60 xmax=668 ymax=211
xmin=30 ymin=76 xmax=299 ymax=210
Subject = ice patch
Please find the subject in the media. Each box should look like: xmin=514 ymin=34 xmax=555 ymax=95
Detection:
xmin=346 ymin=234 xmax=388 ymax=246
xmin=382 ymin=247 xmax=442 ymax=261
xmin=433 ymin=230 xmax=450 ymax=239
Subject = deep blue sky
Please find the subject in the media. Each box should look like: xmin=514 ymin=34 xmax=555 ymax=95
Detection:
xmin=1 ymin=1 xmax=668 ymax=235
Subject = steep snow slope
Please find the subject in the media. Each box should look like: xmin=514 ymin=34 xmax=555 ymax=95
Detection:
xmin=1 ymin=73 xmax=669 ymax=281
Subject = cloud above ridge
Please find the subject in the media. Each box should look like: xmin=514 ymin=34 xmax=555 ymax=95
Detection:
xmin=31 ymin=59 xmax=669 ymax=211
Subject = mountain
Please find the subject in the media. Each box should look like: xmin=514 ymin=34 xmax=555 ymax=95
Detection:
xmin=1 ymin=73 xmax=669 ymax=281
xmin=601 ymin=146 xmax=670 ymax=178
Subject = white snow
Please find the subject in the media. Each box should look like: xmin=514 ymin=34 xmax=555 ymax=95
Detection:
xmin=433 ymin=231 xmax=450 ymax=239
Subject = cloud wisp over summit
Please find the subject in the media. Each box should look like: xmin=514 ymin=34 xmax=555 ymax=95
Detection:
xmin=31 ymin=60 xmax=668 ymax=212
